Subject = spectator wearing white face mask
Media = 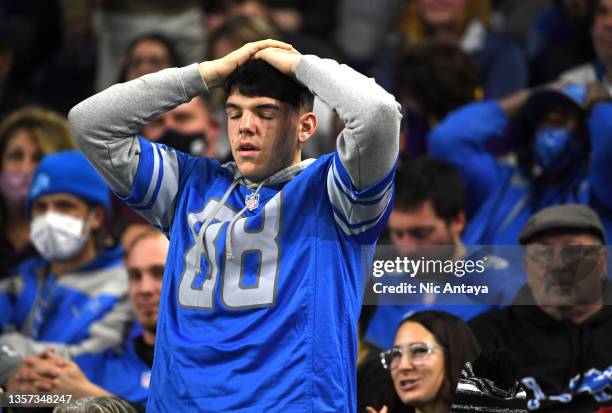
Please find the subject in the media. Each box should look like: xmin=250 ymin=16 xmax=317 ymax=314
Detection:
xmin=0 ymin=150 xmax=131 ymax=391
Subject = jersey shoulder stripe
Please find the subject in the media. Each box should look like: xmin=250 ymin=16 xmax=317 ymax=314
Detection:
xmin=326 ymin=154 xmax=397 ymax=242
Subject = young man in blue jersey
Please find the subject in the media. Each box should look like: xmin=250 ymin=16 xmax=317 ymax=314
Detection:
xmin=69 ymin=39 xmax=401 ymax=412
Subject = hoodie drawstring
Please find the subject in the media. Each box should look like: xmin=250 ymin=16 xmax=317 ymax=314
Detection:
xmin=193 ymin=178 xmax=241 ymax=275
xmin=191 ymin=158 xmax=315 ymax=276
xmin=193 ymin=177 xmax=269 ymax=275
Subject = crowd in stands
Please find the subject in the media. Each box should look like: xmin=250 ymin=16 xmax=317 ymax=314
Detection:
xmin=1 ymin=0 xmax=612 ymax=412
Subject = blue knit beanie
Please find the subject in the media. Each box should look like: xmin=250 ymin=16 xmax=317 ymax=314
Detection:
xmin=27 ymin=150 xmax=111 ymax=214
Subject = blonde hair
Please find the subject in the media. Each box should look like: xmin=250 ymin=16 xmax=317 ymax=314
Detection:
xmin=0 ymin=106 xmax=76 ymax=167
xmin=399 ymin=0 xmax=492 ymax=45
xmin=124 ymin=226 xmax=166 ymax=261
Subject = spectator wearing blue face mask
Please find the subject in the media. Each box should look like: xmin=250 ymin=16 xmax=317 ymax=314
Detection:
xmin=428 ymin=82 xmax=612 ymax=245
xmin=0 ymin=150 xmax=132 ymax=390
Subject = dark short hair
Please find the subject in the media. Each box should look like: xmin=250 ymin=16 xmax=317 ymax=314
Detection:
xmin=394 ymin=157 xmax=465 ymax=223
xmin=223 ymin=59 xmax=314 ymax=111
xmin=395 ymin=43 xmax=480 ymax=121
xmin=378 ymin=311 xmax=481 ymax=412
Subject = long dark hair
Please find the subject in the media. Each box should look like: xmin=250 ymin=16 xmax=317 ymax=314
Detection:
xmin=378 ymin=311 xmax=481 ymax=413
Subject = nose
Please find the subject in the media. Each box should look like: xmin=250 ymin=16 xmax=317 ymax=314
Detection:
xmin=20 ymin=156 xmax=38 ymax=175
xmin=239 ymin=111 xmax=255 ymax=135
xmin=548 ymin=246 xmax=567 ymax=269
xmin=397 ymin=351 xmax=416 ymax=370
xmin=138 ymin=273 xmax=157 ymax=295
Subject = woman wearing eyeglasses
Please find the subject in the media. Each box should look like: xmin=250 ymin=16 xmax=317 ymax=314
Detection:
xmin=367 ymin=311 xmax=480 ymax=413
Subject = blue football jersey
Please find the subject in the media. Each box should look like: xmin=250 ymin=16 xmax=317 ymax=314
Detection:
xmin=119 ymin=137 xmax=395 ymax=412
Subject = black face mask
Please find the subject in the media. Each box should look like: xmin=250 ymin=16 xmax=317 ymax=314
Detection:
xmin=157 ymin=129 xmax=207 ymax=155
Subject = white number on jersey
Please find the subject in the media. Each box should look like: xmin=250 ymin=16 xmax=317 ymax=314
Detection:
xmin=178 ymin=195 xmax=282 ymax=310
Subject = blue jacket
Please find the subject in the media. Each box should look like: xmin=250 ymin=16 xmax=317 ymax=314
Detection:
xmin=0 ymin=246 xmax=132 ymax=358
xmin=76 ymin=336 xmax=151 ymax=406
xmin=428 ymin=100 xmax=612 ymax=245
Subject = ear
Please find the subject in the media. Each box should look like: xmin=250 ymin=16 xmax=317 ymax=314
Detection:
xmin=297 ymin=112 xmax=317 ymax=144
xmin=89 ymin=205 xmax=106 ymax=232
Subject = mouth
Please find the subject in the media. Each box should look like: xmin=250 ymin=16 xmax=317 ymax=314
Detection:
xmin=546 ymin=273 xmax=576 ymax=287
xmin=237 ymin=142 xmax=260 ymax=157
xmin=398 ymin=378 xmax=421 ymax=392
xmin=137 ymin=302 xmax=159 ymax=312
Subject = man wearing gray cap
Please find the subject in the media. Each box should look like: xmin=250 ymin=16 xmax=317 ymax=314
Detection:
xmin=469 ymin=204 xmax=612 ymax=411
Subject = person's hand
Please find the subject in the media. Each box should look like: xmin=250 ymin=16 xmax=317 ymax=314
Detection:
xmin=19 ymin=349 xmax=64 ymax=392
xmin=6 ymin=360 xmax=41 ymax=393
xmin=253 ymin=47 xmax=302 ymax=77
xmin=198 ymin=39 xmax=293 ymax=89
xmin=585 ymin=82 xmax=611 ymax=110
xmin=498 ymin=88 xmax=531 ymax=119
xmin=39 ymin=351 xmax=110 ymax=398
xmin=366 ymin=405 xmax=388 ymax=413
xmin=5 ymin=348 xmax=64 ymax=393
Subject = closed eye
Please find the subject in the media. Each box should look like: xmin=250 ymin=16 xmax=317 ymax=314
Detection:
xmin=226 ymin=110 xmax=242 ymax=120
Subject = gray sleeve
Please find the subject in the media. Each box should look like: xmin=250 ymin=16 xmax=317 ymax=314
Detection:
xmin=0 ymin=344 xmax=22 ymax=385
xmin=68 ymin=64 xmax=209 ymax=196
xmin=295 ymin=55 xmax=401 ymax=189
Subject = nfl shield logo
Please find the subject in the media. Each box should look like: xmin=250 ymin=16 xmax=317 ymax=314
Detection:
xmin=141 ymin=371 xmax=151 ymax=389
xmin=245 ymin=193 xmax=260 ymax=211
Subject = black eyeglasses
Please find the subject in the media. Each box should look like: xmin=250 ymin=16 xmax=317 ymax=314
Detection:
xmin=380 ymin=342 xmax=444 ymax=370
xmin=526 ymin=245 xmax=604 ymax=264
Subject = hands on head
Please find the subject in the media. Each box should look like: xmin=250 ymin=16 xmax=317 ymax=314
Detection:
xmin=198 ymin=39 xmax=302 ymax=89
